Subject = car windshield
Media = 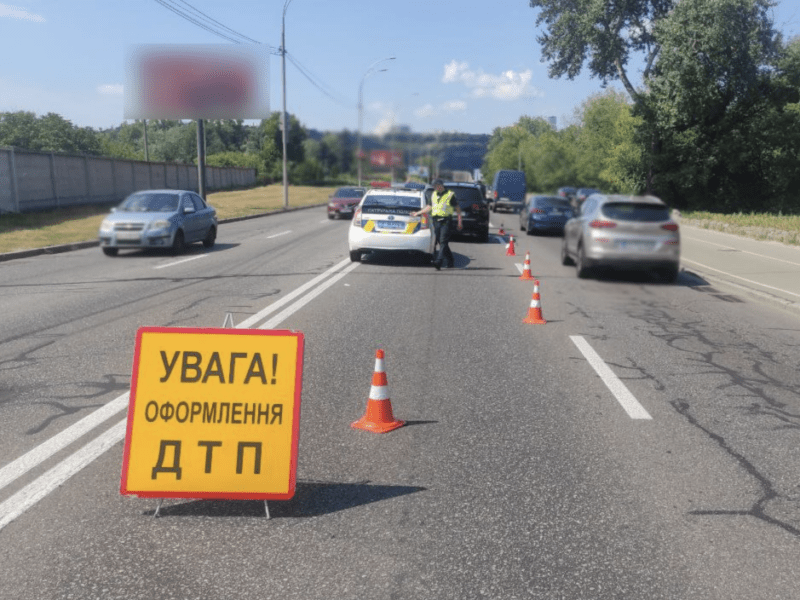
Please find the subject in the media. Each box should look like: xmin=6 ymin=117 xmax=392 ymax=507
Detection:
xmin=362 ymin=194 xmax=421 ymax=210
xmin=536 ymin=197 xmax=571 ymax=209
xmin=601 ymin=202 xmax=670 ymax=222
xmin=334 ymin=187 xmax=365 ymax=198
xmin=120 ymin=193 xmax=179 ymax=212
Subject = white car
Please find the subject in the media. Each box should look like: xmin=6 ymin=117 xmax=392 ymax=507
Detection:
xmin=348 ymin=188 xmax=435 ymax=262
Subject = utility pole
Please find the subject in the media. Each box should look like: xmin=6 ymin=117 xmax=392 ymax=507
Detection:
xmin=357 ymin=57 xmax=394 ymax=186
xmin=281 ymin=0 xmax=293 ymax=209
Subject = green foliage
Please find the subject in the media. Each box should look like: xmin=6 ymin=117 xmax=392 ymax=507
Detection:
xmin=483 ymin=97 xmax=640 ymax=194
xmin=528 ymin=0 xmax=672 ymax=99
xmin=639 ymin=0 xmax=788 ymax=210
xmin=0 ymin=111 xmax=102 ymax=154
xmin=575 ymin=90 xmax=643 ymax=192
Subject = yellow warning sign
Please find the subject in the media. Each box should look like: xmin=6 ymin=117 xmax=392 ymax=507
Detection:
xmin=120 ymin=327 xmax=304 ymax=500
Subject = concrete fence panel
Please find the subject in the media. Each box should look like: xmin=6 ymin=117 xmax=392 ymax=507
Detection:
xmin=0 ymin=149 xmax=13 ymax=212
xmin=0 ymin=147 xmax=257 ymax=213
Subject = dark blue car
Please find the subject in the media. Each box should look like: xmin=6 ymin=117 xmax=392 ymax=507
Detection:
xmin=519 ymin=195 xmax=573 ymax=235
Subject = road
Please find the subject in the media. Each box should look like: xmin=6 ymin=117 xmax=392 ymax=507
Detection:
xmin=0 ymin=208 xmax=799 ymax=600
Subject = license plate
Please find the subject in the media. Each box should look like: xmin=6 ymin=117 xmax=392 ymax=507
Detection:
xmin=378 ymin=220 xmax=406 ymax=230
xmin=551 ymin=210 xmax=562 ymax=216
xmin=116 ymin=231 xmax=141 ymax=241
xmin=619 ymin=240 xmax=654 ymax=251
xmin=340 ymin=206 xmax=353 ymax=213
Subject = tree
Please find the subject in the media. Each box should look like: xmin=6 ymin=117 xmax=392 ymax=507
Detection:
xmin=0 ymin=111 xmax=40 ymax=149
xmin=0 ymin=111 xmax=102 ymax=154
xmin=638 ymin=0 xmax=782 ymax=209
xmin=575 ymin=90 xmax=643 ymax=192
xmin=529 ymin=0 xmax=673 ymax=101
xmin=256 ymin=112 xmax=308 ymax=183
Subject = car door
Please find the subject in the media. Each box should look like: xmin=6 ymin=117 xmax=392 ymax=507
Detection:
xmin=179 ymin=193 xmax=203 ymax=242
xmin=565 ymin=197 xmax=590 ymax=255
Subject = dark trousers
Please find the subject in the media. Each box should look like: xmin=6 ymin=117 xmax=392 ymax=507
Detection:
xmin=433 ymin=218 xmax=454 ymax=267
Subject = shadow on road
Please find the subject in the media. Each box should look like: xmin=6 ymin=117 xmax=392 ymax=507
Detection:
xmin=144 ymin=479 xmax=426 ymax=519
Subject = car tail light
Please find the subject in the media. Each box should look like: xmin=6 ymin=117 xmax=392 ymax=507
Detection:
xmin=590 ymin=220 xmax=617 ymax=228
xmin=530 ymin=208 xmax=545 ymax=214
xmin=661 ymin=223 xmax=679 ymax=231
xmin=419 ymin=214 xmax=430 ymax=230
xmin=493 ymin=190 xmax=498 ymax=199
xmin=353 ymin=209 xmax=362 ymax=226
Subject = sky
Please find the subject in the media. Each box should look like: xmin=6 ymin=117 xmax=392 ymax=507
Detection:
xmin=1 ymin=0 xmax=800 ymax=137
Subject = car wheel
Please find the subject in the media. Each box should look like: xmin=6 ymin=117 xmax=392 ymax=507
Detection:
xmin=560 ymin=238 xmax=574 ymax=265
xmin=349 ymin=250 xmax=361 ymax=262
xmin=171 ymin=230 xmax=186 ymax=255
xmin=102 ymin=247 xmax=118 ymax=257
xmin=328 ymin=214 xmax=335 ymax=220
xmin=202 ymin=226 xmax=216 ymax=248
xmin=576 ymin=242 xmax=592 ymax=279
xmin=479 ymin=229 xmax=489 ymax=243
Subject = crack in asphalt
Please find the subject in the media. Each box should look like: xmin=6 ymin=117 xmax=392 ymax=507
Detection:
xmin=673 ymin=399 xmax=800 ymax=538
xmin=622 ymin=303 xmax=800 ymax=538
xmin=24 ymin=401 xmax=105 ymax=435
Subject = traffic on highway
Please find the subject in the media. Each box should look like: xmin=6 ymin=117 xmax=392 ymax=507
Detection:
xmin=1 ymin=203 xmax=800 ymax=599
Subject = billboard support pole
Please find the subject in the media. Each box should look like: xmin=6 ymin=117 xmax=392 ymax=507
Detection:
xmin=196 ymin=119 xmax=207 ymax=200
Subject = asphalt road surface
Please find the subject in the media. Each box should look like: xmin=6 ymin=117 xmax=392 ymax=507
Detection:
xmin=1 ymin=208 xmax=799 ymax=600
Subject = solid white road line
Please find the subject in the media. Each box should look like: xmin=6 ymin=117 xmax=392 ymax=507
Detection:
xmin=570 ymin=335 xmax=652 ymax=420
xmin=236 ymin=257 xmax=352 ymax=329
xmin=266 ymin=230 xmax=292 ymax=239
xmin=0 ymin=420 xmax=127 ymax=531
xmin=0 ymin=257 xmax=359 ymax=531
xmin=0 ymin=393 xmax=129 ymax=494
xmin=153 ymin=255 xmax=209 ymax=270
xmin=681 ymin=257 xmax=800 ymax=300
xmin=259 ymin=262 xmax=360 ymax=329
xmin=682 ymin=234 xmax=800 ymax=267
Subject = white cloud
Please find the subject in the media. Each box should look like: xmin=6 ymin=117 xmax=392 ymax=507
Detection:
xmin=0 ymin=3 xmax=45 ymax=22
xmin=442 ymin=60 xmax=542 ymax=101
xmin=98 ymin=84 xmax=123 ymax=96
xmin=443 ymin=100 xmax=467 ymax=112
xmin=414 ymin=104 xmax=436 ymax=118
xmin=372 ymin=116 xmax=394 ymax=136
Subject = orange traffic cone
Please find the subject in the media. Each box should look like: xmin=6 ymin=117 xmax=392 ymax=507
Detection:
xmin=506 ymin=235 xmax=517 ymax=256
xmin=519 ymin=251 xmax=534 ymax=280
xmin=351 ymin=349 xmax=405 ymax=433
xmin=498 ymin=226 xmax=505 ymax=236
xmin=523 ymin=279 xmax=547 ymax=324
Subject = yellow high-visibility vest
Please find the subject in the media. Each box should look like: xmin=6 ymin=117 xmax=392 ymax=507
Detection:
xmin=431 ymin=190 xmax=456 ymax=217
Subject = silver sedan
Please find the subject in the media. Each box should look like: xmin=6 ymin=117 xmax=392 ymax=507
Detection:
xmin=98 ymin=189 xmax=217 ymax=257
xmin=561 ymin=193 xmax=680 ymax=282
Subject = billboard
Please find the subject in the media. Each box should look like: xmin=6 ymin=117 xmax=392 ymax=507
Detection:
xmin=125 ymin=44 xmax=270 ymax=120
xmin=370 ymin=150 xmax=403 ymax=167
xmin=408 ymin=165 xmax=430 ymax=178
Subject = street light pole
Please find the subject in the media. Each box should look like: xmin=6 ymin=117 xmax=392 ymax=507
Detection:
xmin=357 ymin=56 xmax=394 ymax=186
xmin=281 ymin=0 xmax=294 ymax=209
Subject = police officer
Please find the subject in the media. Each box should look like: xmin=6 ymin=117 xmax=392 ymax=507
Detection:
xmin=411 ymin=179 xmax=462 ymax=269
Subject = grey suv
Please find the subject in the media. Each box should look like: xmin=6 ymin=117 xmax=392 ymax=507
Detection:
xmin=561 ymin=194 xmax=680 ymax=281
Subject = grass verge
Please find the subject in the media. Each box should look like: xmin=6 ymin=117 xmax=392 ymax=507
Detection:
xmin=680 ymin=211 xmax=800 ymax=246
xmin=0 ymin=185 xmax=335 ymax=254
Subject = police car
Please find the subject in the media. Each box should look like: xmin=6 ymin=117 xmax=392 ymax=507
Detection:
xmin=348 ymin=186 xmax=434 ymax=262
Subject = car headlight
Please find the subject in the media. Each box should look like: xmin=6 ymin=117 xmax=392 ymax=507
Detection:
xmin=99 ymin=219 xmax=114 ymax=234
xmin=149 ymin=220 xmax=170 ymax=231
